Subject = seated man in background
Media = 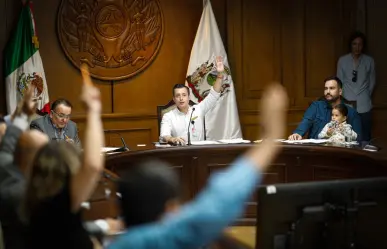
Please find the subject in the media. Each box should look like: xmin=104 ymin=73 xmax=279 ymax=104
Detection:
xmin=160 ymin=56 xmax=224 ymax=145
xmin=108 ymin=83 xmax=288 ymax=249
xmin=30 ymin=98 xmax=80 ymax=145
xmin=288 ymin=76 xmax=362 ymax=142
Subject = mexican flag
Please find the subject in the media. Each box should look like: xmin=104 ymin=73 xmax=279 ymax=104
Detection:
xmin=185 ymin=0 xmax=242 ymax=140
xmin=4 ymin=0 xmax=49 ymax=114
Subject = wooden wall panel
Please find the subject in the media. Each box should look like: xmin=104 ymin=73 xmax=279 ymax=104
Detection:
xmin=367 ymin=0 xmax=387 ymax=106
xmin=241 ymin=0 xmax=281 ymax=100
xmin=304 ymin=0 xmax=344 ymax=98
xmin=228 ymin=0 xmax=368 ymax=141
xmin=112 ymin=0 xmax=203 ymax=114
xmin=33 ymin=0 xmax=113 ymax=114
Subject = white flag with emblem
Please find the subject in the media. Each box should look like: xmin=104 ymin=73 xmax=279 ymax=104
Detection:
xmin=185 ymin=0 xmax=242 ymax=140
xmin=4 ymin=0 xmax=49 ymax=114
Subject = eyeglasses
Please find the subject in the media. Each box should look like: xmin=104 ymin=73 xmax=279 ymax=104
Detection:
xmin=52 ymin=110 xmax=71 ymax=119
xmin=352 ymin=70 xmax=357 ymax=83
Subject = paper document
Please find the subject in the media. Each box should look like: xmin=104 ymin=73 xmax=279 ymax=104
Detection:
xmin=154 ymin=143 xmax=172 ymax=148
xmin=217 ymin=138 xmax=251 ymax=144
xmin=101 ymin=147 xmax=120 ymax=153
xmin=254 ymin=139 xmax=285 ymax=143
xmin=281 ymin=139 xmax=329 ymax=144
xmin=191 ymin=140 xmax=221 ymax=145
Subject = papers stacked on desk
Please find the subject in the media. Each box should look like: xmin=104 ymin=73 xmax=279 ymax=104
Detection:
xmin=101 ymin=147 xmax=121 ymax=153
xmin=254 ymin=139 xmax=285 ymax=143
xmin=281 ymin=139 xmax=329 ymax=144
xmin=191 ymin=140 xmax=221 ymax=145
xmin=154 ymin=139 xmax=251 ymax=147
xmin=217 ymin=138 xmax=251 ymax=144
xmin=154 ymin=142 xmax=172 ymax=148
xmin=191 ymin=139 xmax=251 ymax=145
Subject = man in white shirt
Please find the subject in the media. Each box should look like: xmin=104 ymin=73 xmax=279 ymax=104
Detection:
xmin=160 ymin=56 xmax=225 ymax=145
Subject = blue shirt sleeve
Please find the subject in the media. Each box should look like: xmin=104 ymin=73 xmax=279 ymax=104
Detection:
xmin=108 ymin=157 xmax=261 ymax=249
xmin=294 ymin=102 xmax=318 ymax=136
xmin=349 ymin=109 xmax=362 ymax=142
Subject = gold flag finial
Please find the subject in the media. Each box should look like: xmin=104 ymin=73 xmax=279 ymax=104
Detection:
xmin=32 ymin=35 xmax=39 ymax=49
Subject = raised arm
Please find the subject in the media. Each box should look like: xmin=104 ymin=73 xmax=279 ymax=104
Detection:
xmin=1 ymin=87 xmax=36 ymax=165
xmin=70 ymin=65 xmax=104 ymax=212
xmin=197 ymin=56 xmax=224 ymax=115
xmin=212 ymin=56 xmax=224 ymax=93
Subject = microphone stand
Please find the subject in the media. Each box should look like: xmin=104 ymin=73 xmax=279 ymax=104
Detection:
xmin=104 ymin=130 xmax=130 ymax=152
xmin=187 ymin=107 xmax=195 ymax=145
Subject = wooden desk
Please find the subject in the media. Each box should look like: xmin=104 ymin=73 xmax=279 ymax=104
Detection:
xmin=105 ymin=143 xmax=387 ymax=224
xmin=86 ymin=143 xmax=387 ymax=222
xmin=224 ymin=226 xmax=256 ymax=249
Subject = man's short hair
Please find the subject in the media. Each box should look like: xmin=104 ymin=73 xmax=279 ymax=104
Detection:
xmin=172 ymin=84 xmax=190 ymax=96
xmin=324 ymin=76 xmax=343 ymax=89
xmin=348 ymin=30 xmax=367 ymax=53
xmin=118 ymin=158 xmax=180 ymax=227
xmin=50 ymin=98 xmax=73 ymax=111
xmin=0 ymin=116 xmax=5 ymax=124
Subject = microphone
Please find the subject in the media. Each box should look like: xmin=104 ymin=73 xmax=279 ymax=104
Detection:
xmin=187 ymin=107 xmax=195 ymax=145
xmin=120 ymin=137 xmax=129 ymax=150
xmin=104 ymin=131 xmax=130 ymax=152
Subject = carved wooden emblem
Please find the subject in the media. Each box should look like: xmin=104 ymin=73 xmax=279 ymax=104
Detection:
xmin=57 ymin=0 xmax=164 ymax=80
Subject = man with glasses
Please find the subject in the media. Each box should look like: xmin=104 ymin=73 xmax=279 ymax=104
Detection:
xmin=337 ymin=31 xmax=375 ymax=142
xmin=30 ymin=98 xmax=81 ymax=145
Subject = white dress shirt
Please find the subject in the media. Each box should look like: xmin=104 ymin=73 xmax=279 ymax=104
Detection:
xmin=160 ymin=88 xmax=220 ymax=142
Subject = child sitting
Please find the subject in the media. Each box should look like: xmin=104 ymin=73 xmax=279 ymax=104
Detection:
xmin=318 ymin=104 xmax=357 ymax=143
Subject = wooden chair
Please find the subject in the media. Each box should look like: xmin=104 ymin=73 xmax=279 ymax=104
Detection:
xmin=157 ymin=100 xmax=207 ymax=140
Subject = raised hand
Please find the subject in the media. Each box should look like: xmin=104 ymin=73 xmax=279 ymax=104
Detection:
xmin=80 ymin=63 xmax=101 ymax=113
xmin=12 ymin=86 xmax=37 ymax=120
xmin=215 ymin=56 xmax=224 ymax=73
xmin=22 ymin=86 xmax=38 ymax=116
xmin=261 ymin=83 xmax=288 ymax=139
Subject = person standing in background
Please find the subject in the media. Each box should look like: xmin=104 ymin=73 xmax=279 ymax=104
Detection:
xmin=337 ymin=31 xmax=375 ymax=142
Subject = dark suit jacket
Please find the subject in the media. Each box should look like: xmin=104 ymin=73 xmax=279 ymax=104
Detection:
xmin=30 ymin=115 xmax=81 ymax=145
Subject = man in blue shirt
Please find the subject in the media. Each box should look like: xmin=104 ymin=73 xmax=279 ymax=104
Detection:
xmin=108 ymin=84 xmax=288 ymax=249
xmin=288 ymin=76 xmax=362 ymax=142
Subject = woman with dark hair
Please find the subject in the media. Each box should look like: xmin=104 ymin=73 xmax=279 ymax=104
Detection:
xmin=22 ymin=70 xmax=105 ymax=249
xmin=337 ymin=31 xmax=375 ymax=142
